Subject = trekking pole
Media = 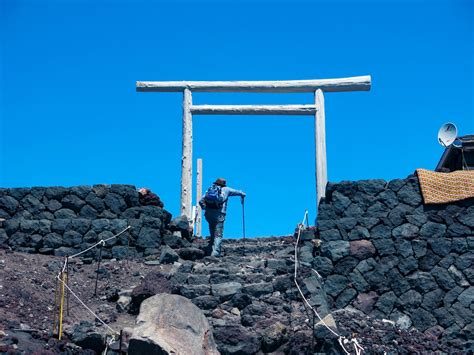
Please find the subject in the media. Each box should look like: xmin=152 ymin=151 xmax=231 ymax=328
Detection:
xmin=241 ymin=197 xmax=246 ymax=256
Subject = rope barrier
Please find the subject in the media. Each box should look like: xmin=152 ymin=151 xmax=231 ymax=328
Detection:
xmin=293 ymin=212 xmax=364 ymax=354
xmin=69 ymin=226 xmax=131 ymax=259
xmin=311 ymin=268 xmax=322 ymax=279
xmin=61 ymin=257 xmax=68 ymax=273
xmin=53 ymin=226 xmax=131 ymax=340
xmin=294 ymin=210 xmax=309 ymax=280
xmin=102 ymin=334 xmax=118 ymax=355
xmin=56 ymin=273 xmax=119 ymax=336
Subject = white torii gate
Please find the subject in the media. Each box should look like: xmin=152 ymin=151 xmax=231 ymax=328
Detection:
xmin=136 ymin=75 xmax=372 ymax=220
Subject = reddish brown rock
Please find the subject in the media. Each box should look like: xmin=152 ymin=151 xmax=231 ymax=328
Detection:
xmin=350 ymin=240 xmax=376 ymax=259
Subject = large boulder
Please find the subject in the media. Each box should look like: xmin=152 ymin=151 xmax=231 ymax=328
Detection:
xmin=128 ymin=294 xmax=219 ymax=355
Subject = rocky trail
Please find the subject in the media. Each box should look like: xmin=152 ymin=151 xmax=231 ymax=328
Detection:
xmin=0 ymin=234 xmax=464 ymax=354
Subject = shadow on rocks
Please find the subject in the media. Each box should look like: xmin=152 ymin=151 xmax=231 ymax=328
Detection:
xmin=129 ymin=272 xmax=173 ymax=314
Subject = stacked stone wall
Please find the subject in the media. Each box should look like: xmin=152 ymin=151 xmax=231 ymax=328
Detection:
xmin=0 ymin=177 xmax=472 ymax=350
xmin=315 ymin=174 xmax=473 ymax=348
xmin=0 ymin=185 xmax=172 ymax=258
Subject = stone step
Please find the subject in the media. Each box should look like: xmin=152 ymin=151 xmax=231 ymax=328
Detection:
xmin=190 ymin=236 xmax=295 ymax=259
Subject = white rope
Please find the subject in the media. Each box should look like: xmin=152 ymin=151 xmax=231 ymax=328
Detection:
xmin=338 ymin=337 xmax=351 ymax=355
xmin=352 ymin=338 xmax=364 ymax=355
xmin=56 ymin=274 xmax=119 ymax=336
xmin=102 ymin=335 xmax=117 ymax=355
xmin=302 ymin=210 xmax=309 ymax=226
xmin=69 ymin=226 xmax=131 ymax=259
xmin=61 ymin=258 xmax=68 ymax=273
xmin=295 ymin=222 xmax=341 ymax=334
xmin=294 ymin=210 xmax=309 ymax=279
xmin=293 ymin=217 xmax=364 ymax=354
xmin=311 ymin=268 xmax=322 ymax=279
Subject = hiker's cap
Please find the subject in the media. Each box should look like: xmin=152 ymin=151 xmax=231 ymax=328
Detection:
xmin=215 ymin=178 xmax=227 ymax=187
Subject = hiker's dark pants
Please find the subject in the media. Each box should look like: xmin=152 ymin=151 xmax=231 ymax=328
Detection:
xmin=204 ymin=210 xmax=225 ymax=257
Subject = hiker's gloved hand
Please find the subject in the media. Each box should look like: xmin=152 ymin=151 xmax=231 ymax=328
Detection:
xmin=199 ymin=200 xmax=206 ymax=209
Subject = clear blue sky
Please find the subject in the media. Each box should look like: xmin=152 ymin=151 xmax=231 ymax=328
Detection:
xmin=1 ymin=0 xmax=473 ymax=238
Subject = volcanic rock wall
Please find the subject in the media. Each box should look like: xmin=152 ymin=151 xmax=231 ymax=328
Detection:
xmin=315 ymin=174 xmax=473 ymax=348
xmin=1 ymin=177 xmax=472 ymax=350
xmin=0 ymin=185 xmax=172 ymax=258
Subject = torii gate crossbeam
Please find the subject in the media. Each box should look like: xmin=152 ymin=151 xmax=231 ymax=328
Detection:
xmin=136 ymin=75 xmax=372 ymax=220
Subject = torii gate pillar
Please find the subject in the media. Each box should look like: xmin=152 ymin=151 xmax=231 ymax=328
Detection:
xmin=181 ymin=88 xmax=193 ymax=217
xmin=315 ymin=89 xmax=327 ymax=206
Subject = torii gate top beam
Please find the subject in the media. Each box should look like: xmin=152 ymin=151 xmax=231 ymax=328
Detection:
xmin=136 ymin=75 xmax=371 ymax=93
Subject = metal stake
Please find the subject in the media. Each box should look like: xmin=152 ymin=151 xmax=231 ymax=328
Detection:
xmin=242 ymin=197 xmax=246 ymax=256
xmin=94 ymin=244 xmax=103 ymax=297
xmin=66 ymin=257 xmax=70 ymax=316
xmin=52 ymin=276 xmax=59 ymax=336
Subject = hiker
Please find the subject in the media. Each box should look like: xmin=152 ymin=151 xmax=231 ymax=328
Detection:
xmin=199 ymin=178 xmax=245 ymax=257
xmin=138 ymin=187 xmax=164 ymax=208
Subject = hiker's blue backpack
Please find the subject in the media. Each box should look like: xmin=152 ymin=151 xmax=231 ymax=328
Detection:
xmin=204 ymin=184 xmax=225 ymax=208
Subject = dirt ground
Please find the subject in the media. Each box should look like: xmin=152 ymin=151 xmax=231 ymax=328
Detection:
xmin=0 ymin=240 xmax=466 ymax=354
xmin=0 ymin=249 xmax=167 ymax=345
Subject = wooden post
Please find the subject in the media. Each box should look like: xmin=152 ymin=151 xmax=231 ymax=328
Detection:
xmin=181 ymin=88 xmax=193 ymax=218
xmin=315 ymin=89 xmax=327 ymax=207
xmin=196 ymin=158 xmax=203 ymax=237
